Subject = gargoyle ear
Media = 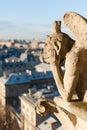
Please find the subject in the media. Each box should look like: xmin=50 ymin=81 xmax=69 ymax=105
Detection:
xmin=56 ymin=40 xmax=62 ymax=55
xmin=51 ymin=39 xmax=62 ymax=55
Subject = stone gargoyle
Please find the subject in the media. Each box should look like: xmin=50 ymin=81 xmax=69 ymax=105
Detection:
xmin=36 ymin=12 xmax=87 ymax=130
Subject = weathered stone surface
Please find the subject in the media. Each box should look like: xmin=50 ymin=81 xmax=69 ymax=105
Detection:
xmin=37 ymin=11 xmax=87 ymax=130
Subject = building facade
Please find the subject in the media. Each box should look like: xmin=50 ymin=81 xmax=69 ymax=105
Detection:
xmin=20 ymin=94 xmax=61 ymax=130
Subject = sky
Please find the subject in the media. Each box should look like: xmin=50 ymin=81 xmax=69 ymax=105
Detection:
xmin=0 ymin=0 xmax=87 ymax=40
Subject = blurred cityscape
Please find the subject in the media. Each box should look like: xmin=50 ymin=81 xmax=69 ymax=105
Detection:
xmin=0 ymin=39 xmax=63 ymax=130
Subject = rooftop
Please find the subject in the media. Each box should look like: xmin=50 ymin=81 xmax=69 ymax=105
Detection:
xmin=0 ymin=68 xmax=53 ymax=85
xmin=35 ymin=63 xmax=51 ymax=72
xmin=37 ymin=116 xmax=62 ymax=130
xmin=5 ymin=73 xmax=32 ymax=85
